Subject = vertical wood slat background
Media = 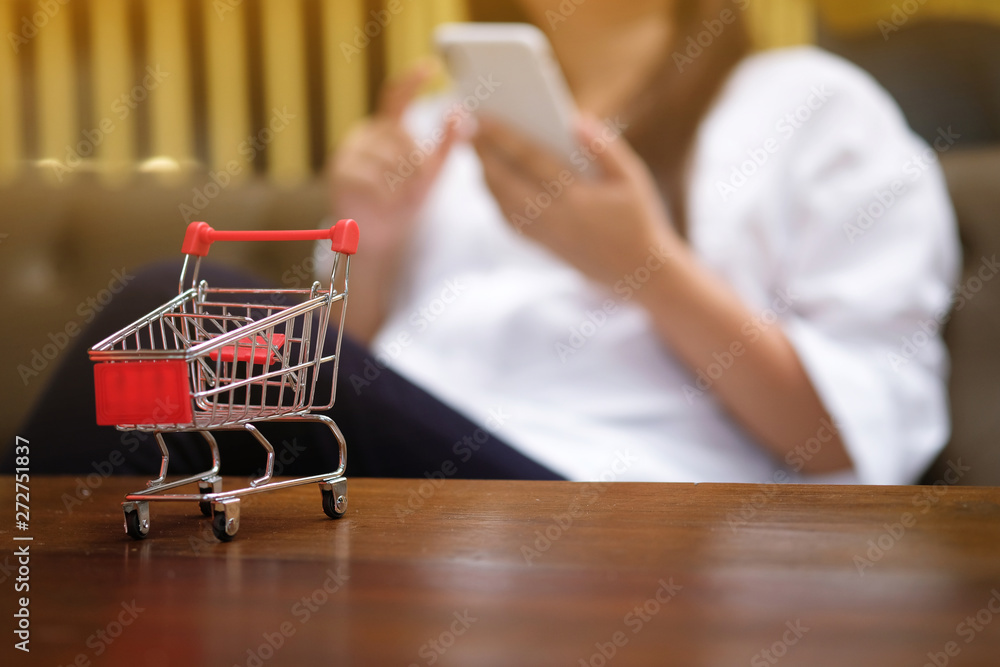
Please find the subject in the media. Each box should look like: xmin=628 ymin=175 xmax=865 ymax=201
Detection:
xmin=90 ymin=0 xmax=134 ymax=179
xmin=260 ymin=0 xmax=308 ymax=182
xmin=747 ymin=0 xmax=817 ymax=49
xmin=145 ymin=0 xmax=192 ymax=164
xmin=203 ymin=0 xmax=249 ymax=181
xmin=0 ymin=0 xmax=996 ymax=185
xmin=0 ymin=0 xmax=19 ymax=181
xmin=817 ymin=0 xmax=1000 ymax=34
xmin=33 ymin=0 xmax=75 ymax=164
xmin=322 ymin=0 xmax=369 ymax=150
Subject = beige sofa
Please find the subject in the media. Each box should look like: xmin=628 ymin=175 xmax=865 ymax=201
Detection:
xmin=927 ymin=147 xmax=1000 ymax=485
xmin=0 ymin=170 xmax=329 ymax=444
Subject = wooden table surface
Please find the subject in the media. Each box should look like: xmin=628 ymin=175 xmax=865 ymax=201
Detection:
xmin=2 ymin=476 xmax=999 ymax=666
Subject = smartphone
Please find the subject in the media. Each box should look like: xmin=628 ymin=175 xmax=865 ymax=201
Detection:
xmin=435 ymin=22 xmax=589 ymax=172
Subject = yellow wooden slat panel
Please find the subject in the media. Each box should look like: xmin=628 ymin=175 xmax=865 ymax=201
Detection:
xmin=261 ymin=0 xmax=309 ymax=182
xmin=818 ymin=0 xmax=1000 ymax=34
xmin=0 ymin=0 xmax=21 ymax=181
xmin=90 ymin=0 xmax=134 ymax=181
xmin=747 ymin=0 xmax=816 ymax=49
xmin=428 ymin=0 xmax=467 ymax=90
xmin=429 ymin=0 xmax=467 ymax=26
xmin=322 ymin=0 xmax=369 ymax=149
xmin=384 ymin=0 xmax=429 ymax=79
xmin=203 ymin=0 xmax=249 ymax=176
xmin=145 ymin=0 xmax=191 ymax=162
xmin=34 ymin=0 xmax=75 ymax=165
xmin=385 ymin=0 xmax=468 ymax=96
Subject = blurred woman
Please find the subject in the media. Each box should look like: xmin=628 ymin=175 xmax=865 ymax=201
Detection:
xmin=322 ymin=0 xmax=959 ymax=484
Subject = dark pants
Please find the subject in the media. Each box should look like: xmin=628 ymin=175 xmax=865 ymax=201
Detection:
xmin=4 ymin=262 xmax=561 ymax=480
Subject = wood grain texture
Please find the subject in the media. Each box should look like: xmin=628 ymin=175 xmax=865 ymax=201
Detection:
xmin=2 ymin=476 xmax=999 ymax=666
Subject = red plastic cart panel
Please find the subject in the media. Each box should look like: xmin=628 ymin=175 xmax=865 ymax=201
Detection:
xmin=208 ymin=334 xmax=286 ymax=365
xmin=94 ymin=360 xmax=193 ymax=426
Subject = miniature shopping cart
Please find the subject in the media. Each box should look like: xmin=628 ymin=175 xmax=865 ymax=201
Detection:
xmin=89 ymin=219 xmax=359 ymax=541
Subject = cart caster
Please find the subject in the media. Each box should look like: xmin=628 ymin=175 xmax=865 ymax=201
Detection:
xmin=123 ymin=501 xmax=150 ymax=540
xmin=198 ymin=476 xmax=223 ymax=517
xmin=211 ymin=499 xmax=240 ymax=542
xmin=320 ymin=479 xmax=348 ymax=519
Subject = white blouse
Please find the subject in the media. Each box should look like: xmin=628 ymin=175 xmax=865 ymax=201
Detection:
xmin=340 ymin=47 xmax=959 ymax=484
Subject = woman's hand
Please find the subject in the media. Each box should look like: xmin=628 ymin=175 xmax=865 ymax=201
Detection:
xmin=330 ymin=61 xmax=458 ymax=261
xmin=328 ymin=62 xmax=459 ymax=342
xmin=472 ymin=115 xmax=683 ymax=290
xmin=473 ymin=115 xmax=850 ymax=475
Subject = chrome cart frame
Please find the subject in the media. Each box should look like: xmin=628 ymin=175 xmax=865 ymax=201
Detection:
xmin=89 ymin=220 xmax=359 ymax=541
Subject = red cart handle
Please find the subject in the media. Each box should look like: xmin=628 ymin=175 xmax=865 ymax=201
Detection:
xmin=181 ymin=219 xmax=360 ymax=257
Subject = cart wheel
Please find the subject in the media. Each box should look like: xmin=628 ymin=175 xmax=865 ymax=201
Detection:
xmin=211 ymin=500 xmax=239 ymax=542
xmin=211 ymin=512 xmax=234 ymax=541
xmin=123 ymin=504 xmax=149 ymax=540
xmin=198 ymin=477 xmax=222 ymax=517
xmin=321 ymin=485 xmax=347 ymax=519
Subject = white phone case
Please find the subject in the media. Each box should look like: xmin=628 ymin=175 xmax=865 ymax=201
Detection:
xmin=435 ymin=23 xmax=585 ymax=169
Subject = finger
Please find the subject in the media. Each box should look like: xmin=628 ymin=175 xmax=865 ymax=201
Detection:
xmin=475 ymin=115 xmax=570 ymax=182
xmin=376 ymin=59 xmax=438 ymax=121
xmin=475 ymin=141 xmax=546 ymax=233
xmin=330 ymin=135 xmax=396 ymax=187
xmin=416 ymin=119 xmax=460 ymax=185
xmin=575 ymin=115 xmax=640 ymax=181
xmin=362 ymin=124 xmax=415 ymax=165
xmin=333 ymin=159 xmax=394 ymax=201
xmin=443 ymin=106 xmax=478 ymax=142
